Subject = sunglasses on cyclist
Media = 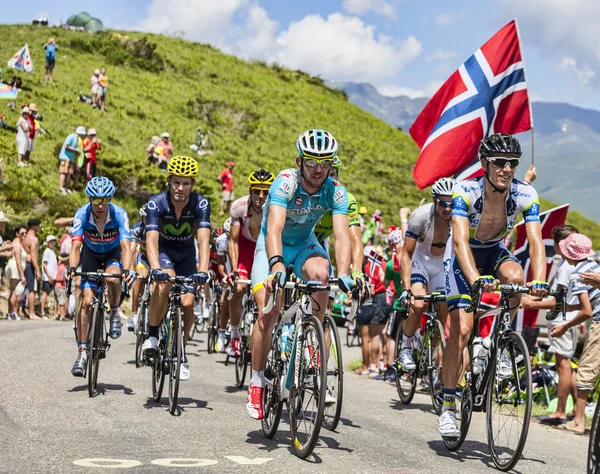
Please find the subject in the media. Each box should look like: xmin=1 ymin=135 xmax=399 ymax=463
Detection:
xmin=303 ymin=158 xmax=334 ymax=170
xmin=90 ymin=197 xmax=111 ymax=206
xmin=251 ymin=187 xmax=269 ymax=196
xmin=436 ymin=199 xmax=452 ymax=209
xmin=487 ymin=157 xmax=520 ymax=169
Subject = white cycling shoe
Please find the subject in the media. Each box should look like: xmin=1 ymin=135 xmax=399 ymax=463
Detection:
xmin=497 ymin=350 xmax=513 ymax=380
xmin=127 ymin=314 xmax=136 ymax=332
xmin=439 ymin=410 xmax=460 ymax=439
xmin=400 ymin=348 xmax=416 ymax=371
xmin=325 ymin=389 xmax=336 ymax=406
xmin=215 ymin=335 xmax=227 ymax=353
xmin=142 ymin=336 xmax=159 ymax=357
xmin=179 ymin=362 xmax=190 ymax=381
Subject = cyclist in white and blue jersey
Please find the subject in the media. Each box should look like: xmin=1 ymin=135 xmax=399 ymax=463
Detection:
xmin=247 ymin=129 xmax=357 ymax=420
xmin=439 ymin=133 xmax=549 ymax=439
xmin=69 ymin=177 xmax=134 ymax=376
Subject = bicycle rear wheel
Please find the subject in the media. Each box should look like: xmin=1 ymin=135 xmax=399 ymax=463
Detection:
xmin=169 ymin=308 xmax=183 ymax=415
xmin=207 ymin=301 xmax=218 ymax=354
xmin=289 ymin=315 xmax=327 ymax=459
xmin=87 ymin=302 xmax=101 ymax=397
xmin=261 ymin=345 xmax=283 ymax=439
xmin=152 ymin=337 xmax=165 ymax=402
xmin=486 ymin=331 xmax=532 ymax=471
xmin=323 ymin=314 xmax=343 ymax=431
xmin=235 ymin=335 xmax=249 ymax=388
xmin=428 ymin=318 xmax=446 ymax=415
xmin=394 ymin=322 xmax=417 ymax=404
xmin=589 ymin=398 xmax=600 ymax=474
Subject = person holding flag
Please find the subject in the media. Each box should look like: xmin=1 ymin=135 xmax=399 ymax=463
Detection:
xmin=440 ymin=133 xmax=549 ymax=439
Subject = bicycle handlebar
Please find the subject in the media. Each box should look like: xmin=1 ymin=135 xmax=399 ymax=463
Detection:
xmin=466 ymin=282 xmax=564 ymax=315
xmin=263 ymin=278 xmax=355 ymax=314
xmin=227 ymin=278 xmax=252 ymax=301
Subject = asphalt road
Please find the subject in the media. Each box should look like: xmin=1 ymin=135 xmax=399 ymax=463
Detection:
xmin=0 ymin=320 xmax=589 ymax=473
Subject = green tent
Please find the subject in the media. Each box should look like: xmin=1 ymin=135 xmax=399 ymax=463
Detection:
xmin=70 ymin=12 xmax=91 ymax=27
xmin=65 ymin=12 xmax=104 ymax=33
xmin=85 ymin=18 xmax=104 ymax=33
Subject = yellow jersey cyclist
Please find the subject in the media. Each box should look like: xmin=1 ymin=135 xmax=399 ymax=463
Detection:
xmin=69 ymin=177 xmax=134 ymax=376
xmin=141 ymin=156 xmax=212 ymax=382
xmin=440 ymin=134 xmax=549 ymax=439
xmin=219 ymin=169 xmax=274 ymax=357
xmin=398 ymin=177 xmax=454 ymax=370
xmin=127 ymin=205 xmax=149 ymax=332
xmin=247 ymin=129 xmax=358 ymax=419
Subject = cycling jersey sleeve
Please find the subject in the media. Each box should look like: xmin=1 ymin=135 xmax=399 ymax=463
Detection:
xmin=230 ymin=196 xmax=248 ymax=226
xmin=129 ymin=222 xmax=140 ymax=242
xmin=195 ymin=195 xmax=212 ymax=229
xmin=451 ymin=181 xmax=471 ymax=219
xmin=520 ymin=184 xmax=540 ymax=223
xmin=405 ymin=204 xmax=432 ymax=241
xmin=114 ymin=205 xmax=131 ymax=241
xmin=331 ymin=182 xmax=348 ymax=216
xmin=145 ymin=195 xmax=161 ymax=232
xmin=347 ymin=192 xmax=360 ymax=227
xmin=215 ymin=235 xmax=228 ymax=256
xmin=269 ymin=172 xmax=295 ymax=208
xmin=71 ymin=206 xmax=87 ymax=242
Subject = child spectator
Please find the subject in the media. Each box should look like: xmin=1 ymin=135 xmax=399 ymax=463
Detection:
xmin=55 ymin=253 xmax=69 ymax=320
xmin=83 ymin=128 xmax=101 ymax=181
xmin=40 ymin=235 xmax=57 ymax=319
xmin=547 ymin=233 xmax=600 ymax=434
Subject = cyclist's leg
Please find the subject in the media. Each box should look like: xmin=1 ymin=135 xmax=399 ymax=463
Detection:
xmin=145 ymin=251 xmax=175 ymax=354
xmin=493 ymin=246 xmax=524 ymax=320
xmin=103 ymin=247 xmax=123 ymax=338
xmin=295 ymin=235 xmax=331 ymax=321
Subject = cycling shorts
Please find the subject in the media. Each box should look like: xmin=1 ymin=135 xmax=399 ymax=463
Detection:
xmin=235 ymin=232 xmax=256 ymax=279
xmin=251 ymin=233 xmax=329 ymax=293
xmin=80 ymin=245 xmax=122 ymax=289
xmin=159 ymin=246 xmax=197 ymax=295
xmin=135 ymin=252 xmax=150 ymax=272
xmin=411 ymin=254 xmax=445 ymax=293
xmin=444 ymin=242 xmax=519 ymax=312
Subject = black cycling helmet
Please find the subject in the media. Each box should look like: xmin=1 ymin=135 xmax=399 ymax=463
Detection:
xmin=479 ymin=133 xmax=522 ymax=159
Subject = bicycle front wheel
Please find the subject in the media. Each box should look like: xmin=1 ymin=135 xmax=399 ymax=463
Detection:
xmin=169 ymin=308 xmax=183 ymax=415
xmin=394 ymin=321 xmax=416 ymax=404
xmin=135 ymin=300 xmax=148 ymax=368
xmin=428 ymin=318 xmax=446 ymax=415
xmin=486 ymin=331 xmax=532 ymax=471
xmin=87 ymin=302 xmax=102 ymax=397
xmin=322 ymin=314 xmax=343 ymax=431
xmin=289 ymin=315 xmax=327 ymax=459
xmin=444 ymin=384 xmax=473 ymax=452
xmin=207 ymin=301 xmax=219 ymax=354
xmin=235 ymin=334 xmax=249 ymax=388
xmin=261 ymin=345 xmax=283 ymax=439
xmin=589 ymin=398 xmax=600 ymax=474
xmin=152 ymin=338 xmax=165 ymax=402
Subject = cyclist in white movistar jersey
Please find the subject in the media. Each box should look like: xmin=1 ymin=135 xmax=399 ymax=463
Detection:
xmin=398 ymin=177 xmax=454 ymax=370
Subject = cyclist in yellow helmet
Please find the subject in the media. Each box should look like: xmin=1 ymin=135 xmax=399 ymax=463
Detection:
xmin=215 ymin=169 xmax=274 ymax=356
xmin=142 ymin=156 xmax=212 ymax=382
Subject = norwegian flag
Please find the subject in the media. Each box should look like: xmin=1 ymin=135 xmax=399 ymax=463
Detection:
xmin=513 ymin=204 xmax=569 ymax=331
xmin=409 ymin=20 xmax=532 ymax=189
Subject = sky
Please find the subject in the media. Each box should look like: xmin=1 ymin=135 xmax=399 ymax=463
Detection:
xmin=3 ymin=0 xmax=600 ymax=110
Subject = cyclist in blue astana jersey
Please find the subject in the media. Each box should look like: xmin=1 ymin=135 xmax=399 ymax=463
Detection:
xmin=439 ymin=133 xmax=549 ymax=439
xmin=142 ymin=156 xmax=211 ymax=382
xmin=247 ymin=129 xmax=357 ymax=420
xmin=127 ymin=205 xmax=149 ymax=332
xmin=69 ymin=176 xmax=134 ymax=376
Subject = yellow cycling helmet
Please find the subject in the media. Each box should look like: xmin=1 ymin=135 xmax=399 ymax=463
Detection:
xmin=167 ymin=156 xmax=199 ymax=178
xmin=248 ymin=168 xmax=274 ymax=187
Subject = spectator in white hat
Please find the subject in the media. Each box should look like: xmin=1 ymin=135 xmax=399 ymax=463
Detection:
xmin=40 ymin=235 xmax=58 ymax=319
xmin=58 ymin=126 xmax=85 ymax=194
xmin=156 ymin=132 xmax=173 ymax=169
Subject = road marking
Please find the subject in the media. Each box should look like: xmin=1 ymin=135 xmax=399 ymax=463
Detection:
xmin=151 ymin=459 xmax=219 ymax=467
xmin=225 ymin=456 xmax=273 ymax=465
xmin=73 ymin=459 xmax=142 ymax=469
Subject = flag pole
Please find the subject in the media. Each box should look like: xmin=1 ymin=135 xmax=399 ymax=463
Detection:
xmin=514 ymin=18 xmax=534 ymax=166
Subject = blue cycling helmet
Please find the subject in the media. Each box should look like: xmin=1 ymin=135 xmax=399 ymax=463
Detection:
xmin=85 ymin=176 xmax=115 ymax=198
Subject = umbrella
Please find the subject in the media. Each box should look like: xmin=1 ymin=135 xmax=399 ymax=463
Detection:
xmin=7 ymin=44 xmax=34 ymax=73
xmin=0 ymin=83 xmax=18 ymax=99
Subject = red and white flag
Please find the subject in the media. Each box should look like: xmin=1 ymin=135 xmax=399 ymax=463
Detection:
xmin=409 ymin=20 xmax=532 ymax=189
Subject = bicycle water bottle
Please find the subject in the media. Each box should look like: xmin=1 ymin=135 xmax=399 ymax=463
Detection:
xmin=280 ymin=324 xmax=290 ymax=359
xmin=472 ymin=336 xmax=491 ymax=375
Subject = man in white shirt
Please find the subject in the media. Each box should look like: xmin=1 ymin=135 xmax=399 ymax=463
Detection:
xmin=41 ymin=235 xmax=58 ymax=319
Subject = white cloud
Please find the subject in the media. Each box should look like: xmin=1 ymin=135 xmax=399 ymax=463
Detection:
xmin=342 ymin=0 xmax=398 ymax=18
xmin=425 ymin=48 xmax=458 ymax=62
xmin=275 ymin=13 xmax=422 ymax=83
xmin=234 ymin=4 xmax=278 ymax=59
xmin=434 ymin=12 xmax=466 ymax=25
xmin=503 ymin=1 xmax=600 ymax=86
xmin=556 ymin=56 xmax=596 ymax=85
xmin=377 ymin=85 xmax=427 ymax=98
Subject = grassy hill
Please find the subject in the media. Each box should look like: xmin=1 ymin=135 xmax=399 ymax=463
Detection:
xmin=0 ymin=24 xmax=598 ymax=245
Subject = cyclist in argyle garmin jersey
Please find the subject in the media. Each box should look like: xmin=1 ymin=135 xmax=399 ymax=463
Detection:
xmin=219 ymin=169 xmax=274 ymax=357
xmin=398 ymin=177 xmax=454 ymax=370
xmin=247 ymin=129 xmax=357 ymax=420
xmin=142 ymin=156 xmax=211 ymax=382
xmin=69 ymin=177 xmax=134 ymax=376
xmin=127 ymin=205 xmax=149 ymax=332
xmin=439 ymin=133 xmax=549 ymax=439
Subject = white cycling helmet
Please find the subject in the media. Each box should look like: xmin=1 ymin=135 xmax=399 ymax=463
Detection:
xmin=296 ymin=129 xmax=338 ymax=158
xmin=431 ymin=177 xmax=456 ymax=197
xmin=223 ymin=217 xmax=232 ymax=234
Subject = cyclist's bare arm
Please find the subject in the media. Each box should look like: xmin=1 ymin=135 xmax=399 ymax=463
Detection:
xmin=453 ymin=215 xmax=480 ymax=286
xmin=349 ymin=225 xmax=363 ymax=272
xmin=400 ymin=237 xmax=416 ymax=289
xmin=524 ymin=220 xmax=546 ymax=283
xmin=54 ymin=217 xmax=75 ymax=227
xmin=197 ymin=228 xmax=210 ymax=273
xmin=217 ymin=254 xmax=227 ymax=280
xmin=228 ymin=224 xmax=241 ymax=272
xmin=120 ymin=238 xmax=133 ymax=271
xmin=129 ymin=240 xmax=137 ymax=261
xmin=265 ymin=205 xmax=286 ymax=275
xmin=332 ymin=213 xmax=351 ymax=277
xmin=69 ymin=240 xmax=82 ymax=271
xmin=146 ymin=230 xmax=161 ymax=269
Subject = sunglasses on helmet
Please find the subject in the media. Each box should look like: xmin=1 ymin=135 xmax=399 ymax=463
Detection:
xmin=303 ymin=158 xmax=334 ymax=170
xmin=487 ymin=157 xmax=520 ymax=169
xmin=90 ymin=197 xmax=111 ymax=206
